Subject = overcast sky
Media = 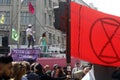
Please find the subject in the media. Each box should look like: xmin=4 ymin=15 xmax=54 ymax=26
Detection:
xmin=82 ymin=0 xmax=120 ymax=17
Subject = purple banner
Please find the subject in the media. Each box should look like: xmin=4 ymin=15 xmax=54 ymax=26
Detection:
xmin=11 ymin=48 xmax=40 ymax=61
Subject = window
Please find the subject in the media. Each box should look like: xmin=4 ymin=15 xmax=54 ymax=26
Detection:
xmin=4 ymin=0 xmax=11 ymax=4
xmin=48 ymin=33 xmax=52 ymax=45
xmin=21 ymin=12 xmax=35 ymax=25
xmin=44 ymin=0 xmax=47 ymax=7
xmin=53 ymin=34 xmax=55 ymax=44
xmin=48 ymin=0 xmax=52 ymax=8
xmin=0 ymin=0 xmax=3 ymax=5
xmin=58 ymin=36 xmax=60 ymax=44
xmin=62 ymin=37 xmax=64 ymax=46
xmin=22 ymin=0 xmax=36 ymax=7
xmin=44 ymin=13 xmax=47 ymax=25
xmin=22 ymin=0 xmax=27 ymax=6
xmin=5 ymin=12 xmax=10 ymax=25
xmin=0 ymin=0 xmax=11 ymax=5
xmin=20 ymin=31 xmax=26 ymax=45
xmin=49 ymin=15 xmax=52 ymax=26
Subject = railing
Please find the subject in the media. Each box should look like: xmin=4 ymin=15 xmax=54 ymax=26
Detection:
xmin=38 ymin=45 xmax=66 ymax=58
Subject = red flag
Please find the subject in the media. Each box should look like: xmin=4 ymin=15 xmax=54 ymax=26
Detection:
xmin=28 ymin=2 xmax=34 ymax=14
xmin=70 ymin=2 xmax=120 ymax=67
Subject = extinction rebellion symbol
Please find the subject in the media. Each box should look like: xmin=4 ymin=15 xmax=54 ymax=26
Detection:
xmin=90 ymin=18 xmax=120 ymax=64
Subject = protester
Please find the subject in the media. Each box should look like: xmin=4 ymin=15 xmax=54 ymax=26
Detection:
xmin=0 ymin=56 xmax=13 ymax=80
xmin=54 ymin=66 xmax=66 ymax=79
xmin=63 ymin=66 xmax=67 ymax=76
xmin=26 ymin=24 xmax=35 ymax=48
xmin=51 ymin=64 xmax=59 ymax=78
xmin=30 ymin=62 xmax=36 ymax=72
xmin=10 ymin=61 xmax=26 ymax=80
xmin=22 ymin=61 xmax=39 ymax=80
xmin=34 ymin=63 xmax=67 ymax=80
xmin=38 ymin=32 xmax=48 ymax=52
xmin=72 ymin=62 xmax=83 ymax=73
xmin=72 ymin=62 xmax=83 ymax=78
xmin=73 ymin=66 xmax=91 ymax=80
xmin=81 ymin=66 xmax=95 ymax=80
xmin=44 ymin=65 xmax=51 ymax=76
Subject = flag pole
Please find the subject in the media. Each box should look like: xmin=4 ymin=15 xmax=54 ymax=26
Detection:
xmin=17 ymin=0 xmax=21 ymax=48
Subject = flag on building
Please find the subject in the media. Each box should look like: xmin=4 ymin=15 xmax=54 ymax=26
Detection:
xmin=28 ymin=2 xmax=34 ymax=14
xmin=82 ymin=68 xmax=95 ymax=80
xmin=70 ymin=2 xmax=120 ymax=67
xmin=0 ymin=15 xmax=5 ymax=24
xmin=12 ymin=28 xmax=19 ymax=41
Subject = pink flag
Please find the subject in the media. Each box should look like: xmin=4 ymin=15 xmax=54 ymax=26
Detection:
xmin=28 ymin=2 xmax=34 ymax=14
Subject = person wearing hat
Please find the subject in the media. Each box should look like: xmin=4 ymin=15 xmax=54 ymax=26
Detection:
xmin=26 ymin=24 xmax=35 ymax=48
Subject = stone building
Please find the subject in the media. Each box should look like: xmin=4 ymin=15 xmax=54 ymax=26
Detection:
xmin=0 ymin=0 xmax=64 ymax=49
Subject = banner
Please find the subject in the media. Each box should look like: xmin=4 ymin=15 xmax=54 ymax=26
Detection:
xmin=70 ymin=2 xmax=120 ymax=67
xmin=12 ymin=28 xmax=19 ymax=41
xmin=11 ymin=48 xmax=40 ymax=61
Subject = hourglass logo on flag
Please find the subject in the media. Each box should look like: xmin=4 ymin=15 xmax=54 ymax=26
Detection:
xmin=70 ymin=2 xmax=120 ymax=67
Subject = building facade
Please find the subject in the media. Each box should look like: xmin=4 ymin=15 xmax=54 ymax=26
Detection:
xmin=0 ymin=0 xmax=65 ymax=49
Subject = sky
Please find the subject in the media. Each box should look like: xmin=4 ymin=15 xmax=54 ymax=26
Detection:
xmin=82 ymin=0 xmax=120 ymax=17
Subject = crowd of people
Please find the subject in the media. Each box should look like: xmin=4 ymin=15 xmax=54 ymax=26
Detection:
xmin=0 ymin=55 xmax=67 ymax=80
xmin=0 ymin=55 xmax=93 ymax=80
